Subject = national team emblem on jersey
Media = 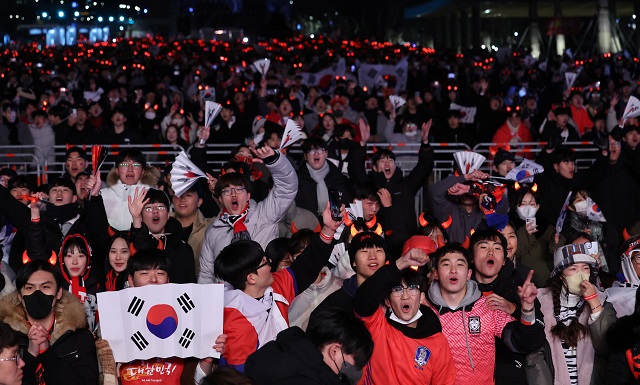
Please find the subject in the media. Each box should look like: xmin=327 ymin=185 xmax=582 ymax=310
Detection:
xmin=468 ymin=316 xmax=481 ymax=334
xmin=414 ymin=346 xmax=431 ymax=369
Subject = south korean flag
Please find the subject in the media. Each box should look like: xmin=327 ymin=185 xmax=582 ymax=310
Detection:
xmin=98 ymin=284 xmax=224 ymax=362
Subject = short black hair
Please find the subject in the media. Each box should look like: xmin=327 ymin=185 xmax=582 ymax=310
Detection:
xmin=49 ymin=177 xmax=77 ymax=195
xmin=306 ymin=308 xmax=373 ymax=369
xmin=214 ymin=240 xmax=265 ymax=290
xmin=66 ymin=146 xmax=88 ymax=161
xmin=16 ymin=259 xmax=63 ymax=292
xmin=334 ymin=124 xmax=356 ymax=140
xmin=114 ymin=149 xmax=147 ymax=169
xmin=214 ymin=172 xmax=251 ymax=198
xmin=0 ymin=321 xmax=18 ymax=352
xmin=0 ymin=168 xmax=18 ymax=180
xmin=371 ymin=148 xmax=396 ymax=165
xmin=288 ymin=229 xmax=314 ymax=258
xmin=469 ymin=229 xmax=508 ymax=254
xmin=48 ymin=104 xmax=69 ymax=119
xmin=127 ymin=248 xmax=171 ymax=277
xmin=301 ymin=137 xmax=328 ymax=153
xmin=265 ymin=237 xmax=290 ymax=272
xmin=387 ymin=269 xmax=428 ymax=297
xmin=201 ymin=367 xmax=256 ymax=385
xmin=353 ymin=181 xmax=380 ymax=202
xmin=552 ymin=147 xmax=576 ymax=165
xmin=8 ymin=175 xmax=33 ymax=192
xmin=431 ymin=243 xmax=472 ymax=267
xmin=144 ymin=188 xmax=170 ymax=209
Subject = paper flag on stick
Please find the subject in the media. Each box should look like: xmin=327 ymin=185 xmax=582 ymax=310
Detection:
xmin=170 ymin=151 xmax=207 ymax=197
xmin=253 ymin=58 xmax=271 ymax=77
xmin=328 ymin=242 xmax=346 ymax=267
xmin=586 ymin=197 xmax=606 ymax=222
xmin=280 ymin=120 xmax=303 ymax=150
xmin=389 ymin=95 xmax=406 ymax=110
xmin=505 ymin=159 xmax=544 ymax=183
xmin=565 ymin=72 xmax=577 ymax=90
xmin=252 ymin=132 xmax=265 ymax=146
xmin=91 ymin=145 xmax=109 ymax=175
xmin=204 ymin=101 xmax=222 ymax=129
xmin=453 ymin=151 xmax=486 ymax=174
xmin=555 ymin=192 xmax=572 ymax=234
xmin=622 ymin=96 xmax=640 ymax=121
xmin=347 ymin=200 xmax=364 ymax=221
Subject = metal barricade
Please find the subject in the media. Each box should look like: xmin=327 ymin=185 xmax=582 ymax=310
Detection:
xmin=472 ymin=142 xmax=599 ymax=170
xmin=0 ymin=145 xmax=44 ymax=184
xmin=46 ymin=144 xmax=186 ymax=179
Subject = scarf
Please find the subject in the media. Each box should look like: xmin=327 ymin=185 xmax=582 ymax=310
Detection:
xmin=105 ymin=269 xmax=118 ymax=292
xmin=219 ymin=202 xmax=251 ymax=243
xmin=70 ymin=277 xmax=87 ymax=303
xmin=556 ymin=287 xmax=584 ymax=326
xmin=45 ymin=202 xmax=80 ymax=225
xmin=306 ymin=162 xmax=330 ymax=215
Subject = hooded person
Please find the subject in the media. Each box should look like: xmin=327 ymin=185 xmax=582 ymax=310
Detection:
xmin=536 ymin=244 xmax=617 ymax=385
xmin=605 ymin=234 xmax=640 ymax=317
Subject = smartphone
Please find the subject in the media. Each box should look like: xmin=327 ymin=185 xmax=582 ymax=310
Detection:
xmin=328 ymin=188 xmax=342 ymax=221
xmin=584 ymin=241 xmax=599 ymax=255
xmin=526 ymin=217 xmax=536 ymax=227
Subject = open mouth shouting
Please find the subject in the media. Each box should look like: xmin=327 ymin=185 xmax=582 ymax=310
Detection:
xmin=230 ymin=198 xmax=239 ymax=212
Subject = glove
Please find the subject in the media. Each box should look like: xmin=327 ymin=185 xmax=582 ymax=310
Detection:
xmin=547 ymin=130 xmax=564 ymax=150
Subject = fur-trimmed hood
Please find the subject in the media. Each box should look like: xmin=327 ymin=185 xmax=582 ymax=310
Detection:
xmin=0 ymin=291 xmax=87 ymax=345
xmin=105 ymin=166 xmax=160 ymax=188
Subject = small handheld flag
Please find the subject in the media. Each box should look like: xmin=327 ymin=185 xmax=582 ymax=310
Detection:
xmin=586 ymin=197 xmax=606 ymax=222
xmin=565 ymin=72 xmax=577 ymax=90
xmin=202 ymin=101 xmax=223 ymax=145
xmin=453 ymin=151 xmax=486 ymax=174
xmin=280 ymin=120 xmax=302 ymax=150
xmin=253 ymin=58 xmax=271 ymax=77
xmin=389 ymin=95 xmax=406 ymax=110
xmin=555 ymin=192 xmax=572 ymax=234
xmin=170 ymin=151 xmax=207 ymax=197
xmin=91 ymin=145 xmax=109 ymax=175
xmin=622 ymin=95 xmax=640 ymax=122
xmin=505 ymin=159 xmax=544 ymax=183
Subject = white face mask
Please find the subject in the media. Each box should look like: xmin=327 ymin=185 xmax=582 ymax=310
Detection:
xmin=517 ymin=205 xmax=538 ymax=220
xmin=563 ymin=271 xmax=590 ymax=295
xmin=404 ymin=129 xmax=418 ymax=137
xmin=144 ymin=110 xmax=156 ymax=120
xmin=172 ymin=119 xmax=184 ymax=126
xmin=574 ymin=201 xmax=588 ymax=215
xmin=390 ymin=309 xmax=422 ymax=325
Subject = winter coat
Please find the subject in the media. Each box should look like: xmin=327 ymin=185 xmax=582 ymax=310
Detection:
xmin=0 ymin=291 xmax=99 ymax=385
xmin=369 ymin=142 xmax=434 ymax=236
xmin=130 ymin=217 xmax=196 ymax=284
xmin=309 ymin=275 xmax=358 ymax=324
xmin=427 ymin=175 xmax=486 ymax=244
xmin=326 ymin=141 xmax=367 ymax=183
xmin=296 ymin=160 xmax=353 ymax=218
xmin=173 ymin=210 xmax=214 ymax=277
xmin=245 ymin=326 xmax=346 ymax=385
xmin=427 ymin=280 xmax=544 ymax=385
xmin=100 ymin=170 xmax=154 ymax=231
xmin=606 ymin=314 xmax=640 ymax=385
xmin=199 ymin=153 xmax=298 ymax=284
xmin=514 ymin=222 xmax=555 ymax=285
xmin=536 ymin=288 xmax=617 ymax=385
xmin=354 ymin=263 xmax=456 ymax=385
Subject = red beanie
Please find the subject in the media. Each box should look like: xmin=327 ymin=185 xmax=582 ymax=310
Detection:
xmin=402 ymin=235 xmax=437 ymax=256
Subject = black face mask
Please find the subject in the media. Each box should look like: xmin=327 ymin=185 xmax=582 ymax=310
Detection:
xmin=338 ymin=138 xmax=352 ymax=150
xmin=22 ymin=290 xmax=55 ymax=320
xmin=333 ymin=109 xmax=344 ymax=118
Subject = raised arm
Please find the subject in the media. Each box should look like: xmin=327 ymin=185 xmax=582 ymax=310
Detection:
xmin=251 ymin=145 xmax=298 ymax=223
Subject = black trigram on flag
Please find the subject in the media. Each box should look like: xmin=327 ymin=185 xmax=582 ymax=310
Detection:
xmin=308 ymin=75 xmax=316 ymax=85
xmin=177 ymin=293 xmax=195 ymax=313
xmin=131 ymin=331 xmax=149 ymax=351
xmin=367 ymin=68 xmax=378 ymax=79
xmin=179 ymin=328 xmax=195 ymax=349
xmin=396 ymin=67 xmax=405 ymax=77
xmin=128 ymin=296 xmax=145 ymax=316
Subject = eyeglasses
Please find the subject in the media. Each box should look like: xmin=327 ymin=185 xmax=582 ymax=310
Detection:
xmin=630 ymin=250 xmax=640 ymax=263
xmin=143 ymin=205 xmax=167 ymax=212
xmin=390 ymin=284 xmax=421 ymax=297
xmin=306 ymin=149 xmax=326 ymax=156
xmin=220 ymin=187 xmax=246 ymax=196
xmin=0 ymin=352 xmax=20 ymax=364
xmin=118 ymin=162 xmax=142 ymax=169
xmin=255 ymin=256 xmax=272 ymax=272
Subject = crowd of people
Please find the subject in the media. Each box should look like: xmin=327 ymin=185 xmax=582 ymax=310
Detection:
xmin=0 ymin=34 xmax=639 ymax=384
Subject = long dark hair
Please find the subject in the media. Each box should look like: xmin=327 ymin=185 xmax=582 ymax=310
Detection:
xmin=549 ymin=274 xmax=589 ymax=347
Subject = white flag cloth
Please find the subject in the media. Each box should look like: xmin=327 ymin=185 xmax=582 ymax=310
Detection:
xmin=299 ymin=58 xmax=346 ymax=89
xmin=565 ymin=72 xmax=577 ymax=89
xmin=280 ymin=120 xmax=303 ymax=150
xmin=205 ymin=101 xmax=222 ymax=129
xmin=97 ymin=283 xmax=224 ymax=363
xmin=453 ymin=151 xmax=486 ymax=174
xmin=388 ymin=95 xmax=406 ymax=110
xmin=586 ymin=197 xmax=606 ymax=222
xmin=449 ymin=103 xmax=477 ymax=124
xmin=170 ymin=151 xmax=207 ymax=197
xmin=622 ymin=96 xmax=640 ymax=120
xmin=253 ymin=58 xmax=271 ymax=77
xmin=555 ymin=192 xmax=572 ymax=234
xmin=505 ymin=159 xmax=544 ymax=183
xmin=347 ymin=200 xmax=364 ymax=221
xmin=358 ymin=58 xmax=408 ymax=91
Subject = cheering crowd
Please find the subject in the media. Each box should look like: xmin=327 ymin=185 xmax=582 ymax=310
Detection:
xmin=0 ymin=34 xmax=639 ymax=385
